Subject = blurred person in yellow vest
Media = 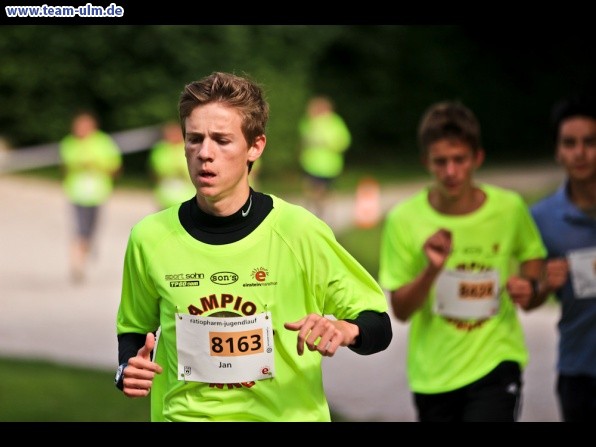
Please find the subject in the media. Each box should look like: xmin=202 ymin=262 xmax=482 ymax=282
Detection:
xmin=299 ymin=96 xmax=351 ymax=220
xmin=59 ymin=110 xmax=122 ymax=283
xmin=148 ymin=121 xmax=196 ymax=210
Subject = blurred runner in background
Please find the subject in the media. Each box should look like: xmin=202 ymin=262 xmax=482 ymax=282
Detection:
xmin=379 ymin=100 xmax=551 ymax=422
xmin=531 ymin=93 xmax=596 ymax=422
xmin=148 ymin=121 xmax=195 ymax=210
xmin=298 ymin=96 xmax=351 ymax=220
xmin=60 ymin=111 xmax=122 ymax=283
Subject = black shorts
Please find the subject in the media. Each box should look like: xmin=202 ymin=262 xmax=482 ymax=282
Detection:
xmin=557 ymin=373 xmax=596 ymax=422
xmin=413 ymin=361 xmax=523 ymax=422
xmin=73 ymin=204 xmax=99 ymax=239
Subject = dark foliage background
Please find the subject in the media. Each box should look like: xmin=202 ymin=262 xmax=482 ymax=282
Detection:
xmin=1 ymin=24 xmax=594 ymax=176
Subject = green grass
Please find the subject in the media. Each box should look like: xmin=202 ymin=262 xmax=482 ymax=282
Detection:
xmin=0 ymin=357 xmax=150 ymax=422
xmin=0 ymin=357 xmax=353 ymax=422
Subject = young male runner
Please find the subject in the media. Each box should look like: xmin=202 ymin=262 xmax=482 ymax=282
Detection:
xmin=531 ymin=93 xmax=596 ymax=421
xmin=379 ymin=101 xmax=550 ymax=421
xmin=115 ymin=72 xmax=392 ymax=422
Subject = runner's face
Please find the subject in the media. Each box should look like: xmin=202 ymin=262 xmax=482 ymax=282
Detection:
xmin=556 ymin=116 xmax=596 ymax=182
xmin=72 ymin=114 xmax=97 ymax=139
xmin=184 ymin=103 xmax=264 ymax=203
xmin=425 ymin=139 xmax=483 ymax=200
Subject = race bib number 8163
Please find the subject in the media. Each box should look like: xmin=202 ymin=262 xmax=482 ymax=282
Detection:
xmin=176 ymin=312 xmax=275 ymax=383
xmin=210 ymin=329 xmax=263 ymax=356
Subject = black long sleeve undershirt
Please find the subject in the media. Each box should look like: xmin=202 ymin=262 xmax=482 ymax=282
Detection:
xmin=345 ymin=310 xmax=393 ymax=355
xmin=118 ymin=332 xmax=149 ymax=365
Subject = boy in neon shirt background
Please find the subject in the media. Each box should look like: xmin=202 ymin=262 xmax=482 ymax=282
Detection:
xmin=379 ymin=101 xmax=552 ymax=422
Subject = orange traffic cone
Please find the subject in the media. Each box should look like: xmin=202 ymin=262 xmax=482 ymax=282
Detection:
xmin=354 ymin=177 xmax=381 ymax=228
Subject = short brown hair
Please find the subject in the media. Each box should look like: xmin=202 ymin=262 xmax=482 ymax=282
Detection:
xmin=178 ymin=71 xmax=269 ymax=148
xmin=417 ymin=101 xmax=482 ymax=156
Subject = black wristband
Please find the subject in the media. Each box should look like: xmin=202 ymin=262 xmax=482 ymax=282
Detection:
xmin=114 ymin=363 xmax=127 ymax=391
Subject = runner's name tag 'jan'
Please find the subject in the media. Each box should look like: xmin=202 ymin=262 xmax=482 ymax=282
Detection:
xmin=176 ymin=312 xmax=275 ymax=383
xmin=435 ymin=269 xmax=500 ymax=319
xmin=568 ymin=246 xmax=596 ymax=299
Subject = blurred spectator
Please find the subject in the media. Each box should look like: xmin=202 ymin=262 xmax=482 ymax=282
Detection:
xmin=298 ymin=96 xmax=351 ymax=219
xmin=530 ymin=93 xmax=596 ymax=421
xmin=59 ymin=111 xmax=122 ymax=283
xmin=148 ymin=121 xmax=195 ymax=210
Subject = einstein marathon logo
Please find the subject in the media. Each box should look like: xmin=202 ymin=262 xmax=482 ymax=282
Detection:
xmin=243 ymin=267 xmax=278 ymax=288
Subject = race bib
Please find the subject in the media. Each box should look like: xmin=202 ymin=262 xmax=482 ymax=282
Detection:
xmin=435 ymin=269 xmax=500 ymax=319
xmin=176 ymin=312 xmax=275 ymax=383
xmin=568 ymin=246 xmax=596 ymax=299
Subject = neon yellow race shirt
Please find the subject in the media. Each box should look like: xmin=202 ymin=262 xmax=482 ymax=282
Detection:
xmin=299 ymin=112 xmax=351 ymax=179
xmin=117 ymin=195 xmax=388 ymax=421
xmin=379 ymin=184 xmax=546 ymax=394
xmin=59 ymin=131 xmax=122 ymax=206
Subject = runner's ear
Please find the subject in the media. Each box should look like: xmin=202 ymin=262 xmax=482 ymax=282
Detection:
xmin=474 ymin=148 xmax=485 ymax=169
xmin=248 ymin=135 xmax=266 ymax=162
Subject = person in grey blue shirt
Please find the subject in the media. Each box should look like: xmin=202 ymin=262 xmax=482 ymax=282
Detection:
xmin=531 ymin=93 xmax=596 ymax=422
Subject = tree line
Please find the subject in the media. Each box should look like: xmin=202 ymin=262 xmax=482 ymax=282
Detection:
xmin=1 ymin=25 xmax=594 ymax=176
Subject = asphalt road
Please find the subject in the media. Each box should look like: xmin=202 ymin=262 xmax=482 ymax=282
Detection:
xmin=0 ymin=163 xmax=564 ymax=422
